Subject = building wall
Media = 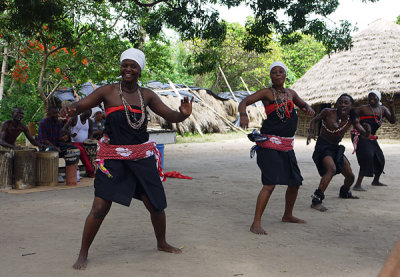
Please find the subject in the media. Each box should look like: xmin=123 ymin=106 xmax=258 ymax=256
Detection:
xmin=295 ymin=98 xmax=400 ymax=139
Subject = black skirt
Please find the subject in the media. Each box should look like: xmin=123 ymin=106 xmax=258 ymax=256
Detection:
xmin=256 ymin=147 xmax=303 ymax=186
xmin=312 ymin=136 xmax=346 ymax=177
xmin=94 ymin=156 xmax=167 ymax=211
xmin=354 ymin=136 xmax=385 ymax=177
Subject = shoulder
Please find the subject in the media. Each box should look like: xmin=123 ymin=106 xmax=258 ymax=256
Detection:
xmin=286 ymin=88 xmax=297 ymax=95
xmin=141 ymin=87 xmax=158 ymax=101
xmin=2 ymin=120 xmax=12 ymax=126
xmin=96 ymin=83 xmax=118 ymax=94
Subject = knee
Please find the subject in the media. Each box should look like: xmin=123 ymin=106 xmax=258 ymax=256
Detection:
xmin=325 ymin=166 xmax=336 ymax=177
xmin=261 ymin=185 xmax=275 ymax=193
xmin=91 ymin=202 xmax=111 ymax=219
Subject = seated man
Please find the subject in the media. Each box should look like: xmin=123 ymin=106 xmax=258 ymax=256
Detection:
xmin=0 ymin=107 xmax=42 ymax=149
xmin=38 ymin=106 xmax=77 ymax=181
xmin=64 ymin=109 xmax=95 ymax=177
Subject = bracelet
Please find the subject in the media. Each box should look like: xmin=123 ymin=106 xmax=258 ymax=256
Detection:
xmin=240 ymin=112 xmax=248 ymax=116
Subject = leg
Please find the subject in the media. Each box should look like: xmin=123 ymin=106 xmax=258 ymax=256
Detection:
xmin=339 ymin=157 xmax=358 ymax=199
xmin=317 ymin=156 xmax=337 ymax=192
xmin=282 ymin=186 xmax=306 ymax=223
xmin=73 ymin=197 xmax=112 ymax=270
xmin=250 ymin=185 xmax=275 ymax=235
xmin=141 ymin=194 xmax=182 ymax=254
xmin=72 ymin=143 xmax=94 ymax=177
xmin=311 ymin=156 xmax=336 ymax=212
xmin=353 ymin=172 xmax=367 ymax=191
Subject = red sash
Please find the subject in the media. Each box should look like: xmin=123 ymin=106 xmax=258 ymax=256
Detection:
xmin=256 ymin=135 xmax=294 ymax=152
xmin=350 ymin=129 xmax=378 ymax=154
xmin=96 ymin=135 xmax=165 ymax=181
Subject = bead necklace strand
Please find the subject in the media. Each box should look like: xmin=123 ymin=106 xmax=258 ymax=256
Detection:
xmin=321 ymin=117 xmax=349 ymax=134
xmin=368 ymin=104 xmax=382 ymax=126
xmin=119 ymin=82 xmax=145 ymax=130
xmin=271 ymin=87 xmax=289 ymax=121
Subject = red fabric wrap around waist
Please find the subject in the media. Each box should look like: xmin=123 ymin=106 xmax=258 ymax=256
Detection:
xmin=96 ymin=136 xmax=165 ymax=181
xmin=105 ymin=106 xmax=142 ymax=117
xmin=256 ymin=135 xmax=294 ymax=151
xmin=264 ymin=100 xmax=294 ymax=118
xmin=97 ymin=140 xmax=156 ymax=160
xmin=350 ymin=129 xmax=378 ymax=154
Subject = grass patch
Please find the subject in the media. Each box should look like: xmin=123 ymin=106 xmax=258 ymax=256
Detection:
xmin=176 ymin=131 xmax=245 ymax=143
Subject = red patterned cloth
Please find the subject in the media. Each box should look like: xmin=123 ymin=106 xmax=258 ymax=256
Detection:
xmin=256 ymin=135 xmax=294 ymax=152
xmin=350 ymin=129 xmax=378 ymax=154
xmin=164 ymin=171 xmax=192 ymax=180
xmin=264 ymin=100 xmax=294 ymax=118
xmin=96 ymin=135 xmax=165 ymax=181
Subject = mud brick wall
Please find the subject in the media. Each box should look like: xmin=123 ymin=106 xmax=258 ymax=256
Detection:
xmin=295 ymin=98 xmax=400 ymax=140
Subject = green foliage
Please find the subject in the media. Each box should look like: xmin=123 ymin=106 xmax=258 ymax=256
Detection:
xmin=187 ymin=22 xmax=324 ymax=92
xmin=0 ymin=89 xmax=44 ymax=124
xmin=141 ymin=37 xmax=194 ymax=85
xmin=281 ymin=34 xmax=326 ymax=86
xmin=396 ymin=15 xmax=400 ymax=25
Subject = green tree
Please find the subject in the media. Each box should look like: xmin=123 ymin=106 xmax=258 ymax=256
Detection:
xmin=281 ymin=33 xmax=326 ymax=86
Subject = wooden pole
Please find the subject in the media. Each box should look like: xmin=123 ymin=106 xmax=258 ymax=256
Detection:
xmin=183 ymin=84 xmax=246 ymax=134
xmin=218 ymin=66 xmax=239 ymax=103
xmin=168 ymin=80 xmax=182 ymax=100
xmin=240 ymin=77 xmax=266 ymax=120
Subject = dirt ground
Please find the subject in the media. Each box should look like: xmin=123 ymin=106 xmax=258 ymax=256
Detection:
xmin=0 ymin=136 xmax=399 ymax=277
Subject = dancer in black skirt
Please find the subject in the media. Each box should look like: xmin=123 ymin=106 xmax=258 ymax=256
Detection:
xmin=61 ymin=48 xmax=193 ymax=270
xmin=352 ymin=90 xmax=396 ymax=191
xmin=307 ymin=94 xmax=369 ymax=212
xmin=239 ymin=61 xmax=315 ymax=235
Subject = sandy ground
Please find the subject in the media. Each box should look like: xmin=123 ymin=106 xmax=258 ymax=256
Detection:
xmin=0 ymin=136 xmax=399 ymax=277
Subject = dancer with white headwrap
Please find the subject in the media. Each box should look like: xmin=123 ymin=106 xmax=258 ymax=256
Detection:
xmin=351 ymin=90 xmax=396 ymax=191
xmin=61 ymin=48 xmax=193 ymax=269
xmin=239 ymin=61 xmax=315 ymax=235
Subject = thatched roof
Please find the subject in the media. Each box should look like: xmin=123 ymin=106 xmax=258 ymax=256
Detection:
xmin=292 ymin=18 xmax=400 ymax=105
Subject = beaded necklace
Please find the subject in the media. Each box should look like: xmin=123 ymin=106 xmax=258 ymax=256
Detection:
xmin=119 ymin=82 xmax=145 ymax=130
xmin=271 ymin=87 xmax=289 ymax=122
xmin=321 ymin=117 xmax=349 ymax=134
xmin=368 ymin=104 xmax=382 ymax=126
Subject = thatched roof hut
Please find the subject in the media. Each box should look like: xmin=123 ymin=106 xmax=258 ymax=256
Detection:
xmin=292 ymin=19 xmax=400 ymax=138
xmin=147 ymin=85 xmax=264 ymax=135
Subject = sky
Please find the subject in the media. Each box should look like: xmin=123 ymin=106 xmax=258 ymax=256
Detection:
xmin=217 ymin=0 xmax=400 ymax=33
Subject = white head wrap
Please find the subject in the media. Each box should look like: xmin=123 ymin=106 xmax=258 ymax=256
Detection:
xmin=369 ymin=90 xmax=382 ymax=105
xmin=269 ymin=61 xmax=287 ymax=74
xmin=120 ymin=48 xmax=145 ymax=71
xmin=91 ymin=107 xmax=103 ymax=119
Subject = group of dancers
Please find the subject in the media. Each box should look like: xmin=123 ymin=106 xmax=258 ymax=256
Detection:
xmin=60 ymin=48 xmax=396 ymax=269
xmin=240 ymin=61 xmax=396 ymax=233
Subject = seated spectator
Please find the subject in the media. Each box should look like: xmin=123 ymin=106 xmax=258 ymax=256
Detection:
xmin=64 ymin=109 xmax=95 ymax=177
xmin=91 ymin=107 xmax=105 ymax=140
xmin=0 ymin=107 xmax=42 ymax=150
xmin=38 ymin=106 xmax=77 ymax=181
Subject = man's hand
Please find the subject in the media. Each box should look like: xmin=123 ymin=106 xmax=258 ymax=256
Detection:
xmin=306 ymin=133 xmax=315 ymax=145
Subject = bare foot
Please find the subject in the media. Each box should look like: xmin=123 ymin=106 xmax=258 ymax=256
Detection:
xmin=158 ymin=242 xmax=182 ymax=254
xmin=72 ymin=254 xmax=88 ymax=270
xmin=311 ymin=203 xmax=328 ymax=212
xmin=371 ymin=182 xmax=387 ymax=186
xmin=353 ymin=185 xmax=367 ymax=191
xmin=282 ymin=215 xmax=306 ymax=224
xmin=250 ymin=224 xmax=268 ymax=235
